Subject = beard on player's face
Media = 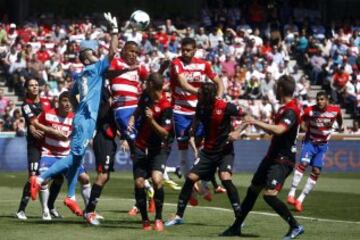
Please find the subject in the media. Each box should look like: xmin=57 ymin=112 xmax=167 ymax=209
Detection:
xmin=317 ymin=98 xmax=328 ymax=109
xmin=122 ymin=45 xmax=139 ymax=66
xmin=181 ymin=45 xmax=195 ymax=63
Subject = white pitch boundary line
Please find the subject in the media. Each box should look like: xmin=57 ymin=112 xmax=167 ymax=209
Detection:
xmin=2 ymin=197 xmax=359 ymax=225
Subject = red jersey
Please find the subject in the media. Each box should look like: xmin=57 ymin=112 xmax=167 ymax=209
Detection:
xmin=170 ymin=57 xmax=217 ymax=115
xmin=135 ymin=91 xmax=173 ymax=150
xmin=266 ymin=98 xmax=302 ymax=162
xmin=197 ymin=99 xmax=244 ymax=153
xmin=109 ymin=57 xmax=149 ymax=109
xmin=38 ymin=108 xmax=74 ymax=157
xmin=303 ymin=104 xmax=341 ymax=143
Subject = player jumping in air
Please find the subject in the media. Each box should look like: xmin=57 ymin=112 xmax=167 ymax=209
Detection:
xmin=170 ymin=37 xmax=224 ymax=204
xmin=108 ymin=40 xmax=148 ymax=154
xmin=287 ymin=91 xmax=342 ymax=212
xmin=224 ymin=75 xmax=304 ymax=239
xmin=29 ymin=12 xmax=119 ymax=215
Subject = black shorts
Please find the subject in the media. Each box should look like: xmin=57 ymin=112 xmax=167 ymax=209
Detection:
xmin=190 ymin=149 xmax=234 ymax=181
xmin=133 ymin=147 xmax=168 ymax=179
xmin=27 ymin=143 xmax=41 ymax=175
xmin=93 ymin=130 xmax=117 ymax=173
xmin=251 ymin=156 xmax=294 ymax=191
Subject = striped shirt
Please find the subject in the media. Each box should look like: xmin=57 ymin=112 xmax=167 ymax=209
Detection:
xmin=109 ymin=57 xmax=148 ymax=109
xmin=303 ymin=105 xmax=341 ymax=143
xmin=170 ymin=57 xmax=217 ymax=115
xmin=38 ymin=108 xmax=74 ymax=157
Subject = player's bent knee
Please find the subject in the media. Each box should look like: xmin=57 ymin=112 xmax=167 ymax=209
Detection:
xmin=300 ymin=161 xmax=309 ymax=168
xmin=312 ymin=167 xmax=321 ymax=175
xmin=96 ymin=173 xmax=109 ymax=185
xmin=263 ymin=188 xmax=278 ymax=196
xmin=219 ymin=171 xmax=232 ymax=181
xmin=135 ymin=178 xmax=145 ymax=188
xmin=78 ymin=173 xmax=90 ymax=185
xmin=187 ymin=173 xmax=199 ymax=182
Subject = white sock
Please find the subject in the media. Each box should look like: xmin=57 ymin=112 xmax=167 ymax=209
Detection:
xmin=81 ymin=183 xmax=91 ymax=206
xmin=297 ymin=176 xmax=317 ymax=203
xmin=144 ymin=179 xmax=152 ymax=190
xmin=163 ymin=170 xmax=170 ymax=181
xmin=165 ymin=166 xmax=176 ymax=173
xmin=288 ymin=168 xmax=304 ymax=197
xmin=39 ymin=185 xmax=49 ymax=213
xmin=179 ymin=149 xmax=191 ymax=176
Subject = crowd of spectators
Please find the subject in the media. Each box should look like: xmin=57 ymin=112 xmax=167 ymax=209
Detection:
xmin=0 ymin=0 xmax=360 ymax=135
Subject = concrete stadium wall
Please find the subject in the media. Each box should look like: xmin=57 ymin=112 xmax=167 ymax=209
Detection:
xmin=1 ymin=137 xmax=359 ymax=173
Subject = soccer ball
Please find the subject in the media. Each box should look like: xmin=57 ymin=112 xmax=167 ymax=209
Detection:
xmin=129 ymin=10 xmax=150 ymax=30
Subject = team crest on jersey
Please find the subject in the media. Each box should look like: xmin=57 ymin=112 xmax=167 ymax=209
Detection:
xmin=154 ymin=106 xmax=160 ymax=113
xmin=215 ymin=109 xmax=223 ymax=115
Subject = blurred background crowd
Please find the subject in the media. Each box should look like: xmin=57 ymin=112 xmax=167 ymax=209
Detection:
xmin=1 ymin=0 xmax=360 ymax=135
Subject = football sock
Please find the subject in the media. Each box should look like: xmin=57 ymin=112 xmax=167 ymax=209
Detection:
xmin=86 ymin=184 xmax=103 ymax=213
xmin=17 ymin=181 xmax=30 ymax=212
xmin=263 ymin=195 xmax=298 ymax=228
xmin=298 ymin=173 xmax=318 ymax=203
xmin=81 ymin=183 xmax=91 ymax=206
xmin=40 ymin=184 xmax=50 ymax=213
xmin=289 ymin=165 xmax=305 ymax=197
xmin=176 ymin=178 xmax=194 ymax=218
xmin=135 ymin=187 xmax=148 ymax=221
xmin=234 ymin=186 xmax=259 ymax=227
xmin=163 ymin=170 xmax=170 ymax=181
xmin=211 ymin=175 xmax=219 ymax=189
xmin=154 ymin=187 xmax=164 ymax=220
xmin=222 ymin=180 xmax=241 ymax=217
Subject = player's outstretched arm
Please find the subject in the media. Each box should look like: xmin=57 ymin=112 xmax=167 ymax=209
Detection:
xmin=245 ymin=115 xmax=288 ymax=136
xmin=104 ymin=12 xmax=118 ymax=61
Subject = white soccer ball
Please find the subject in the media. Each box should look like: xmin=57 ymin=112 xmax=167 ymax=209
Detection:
xmin=129 ymin=10 xmax=150 ymax=30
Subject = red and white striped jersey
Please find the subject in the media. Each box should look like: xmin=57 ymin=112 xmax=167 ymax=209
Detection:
xmin=170 ymin=57 xmax=217 ymax=115
xmin=303 ymin=105 xmax=341 ymax=143
xmin=38 ymin=108 xmax=74 ymax=157
xmin=109 ymin=57 xmax=148 ymax=109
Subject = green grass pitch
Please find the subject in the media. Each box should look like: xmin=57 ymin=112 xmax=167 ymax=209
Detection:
xmin=0 ymin=172 xmax=359 ymax=240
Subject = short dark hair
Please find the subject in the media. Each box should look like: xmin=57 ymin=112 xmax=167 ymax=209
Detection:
xmin=79 ymin=50 xmax=88 ymax=63
xmin=24 ymin=77 xmax=39 ymax=89
xmin=147 ymin=72 xmax=163 ymax=91
xmin=181 ymin=37 xmax=196 ymax=48
xmin=316 ymin=91 xmax=328 ymax=99
xmin=59 ymin=91 xmax=71 ymax=101
xmin=197 ymin=82 xmax=217 ymax=114
xmin=277 ymin=75 xmax=295 ymax=97
xmin=124 ymin=41 xmax=139 ymax=48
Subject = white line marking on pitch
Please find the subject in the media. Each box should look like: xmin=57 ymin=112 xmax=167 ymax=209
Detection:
xmin=1 ymin=197 xmax=358 ymax=225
